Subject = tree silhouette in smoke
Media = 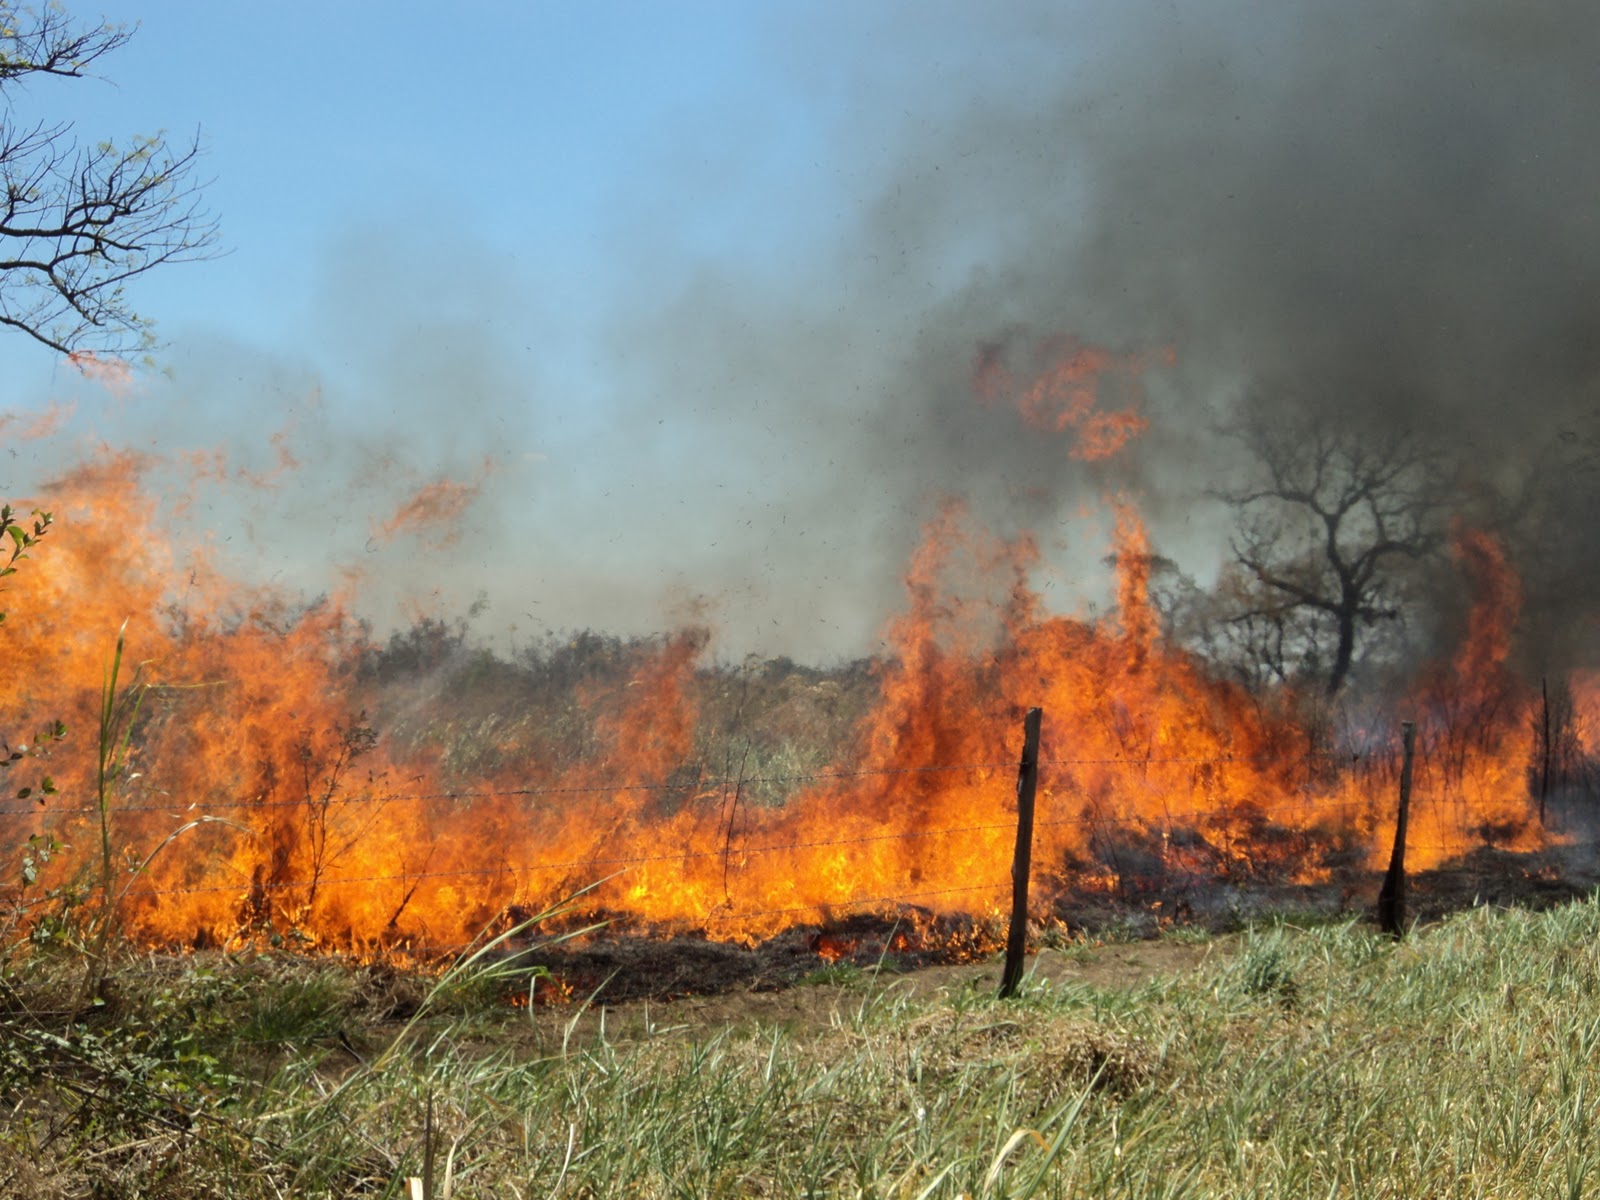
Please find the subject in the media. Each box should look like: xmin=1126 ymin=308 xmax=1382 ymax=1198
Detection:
xmin=1216 ymin=403 xmax=1450 ymax=696
xmin=0 ymin=4 xmax=217 ymax=356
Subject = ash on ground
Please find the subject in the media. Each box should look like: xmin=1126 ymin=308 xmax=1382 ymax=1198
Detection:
xmin=490 ymin=843 xmax=1600 ymax=1005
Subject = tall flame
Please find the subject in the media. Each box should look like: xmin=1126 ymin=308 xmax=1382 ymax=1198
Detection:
xmin=0 ymin=355 xmax=1551 ymax=952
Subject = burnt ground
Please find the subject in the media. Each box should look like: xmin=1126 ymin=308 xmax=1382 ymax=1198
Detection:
xmin=519 ymin=938 xmax=1225 ymax=1049
xmin=485 ymin=843 xmax=1600 ymax=1034
xmin=466 ymin=934 xmax=1225 ymax=1057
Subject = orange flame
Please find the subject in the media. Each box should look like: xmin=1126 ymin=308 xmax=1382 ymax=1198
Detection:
xmin=0 ymin=446 xmax=1552 ymax=954
xmin=1396 ymin=525 xmax=1538 ymax=864
xmin=973 ymin=335 xmax=1163 ymax=461
xmin=371 ymin=461 xmax=492 ymax=549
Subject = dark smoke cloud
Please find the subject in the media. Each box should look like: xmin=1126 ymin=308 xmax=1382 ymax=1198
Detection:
xmin=808 ymin=0 xmax=1600 ymax=665
xmin=527 ymin=0 xmax=1600 ymax=664
xmin=858 ymin=2 xmax=1594 ymax=436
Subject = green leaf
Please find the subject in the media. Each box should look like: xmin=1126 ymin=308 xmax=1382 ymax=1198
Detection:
xmin=15 ymin=786 xmax=29 ymax=800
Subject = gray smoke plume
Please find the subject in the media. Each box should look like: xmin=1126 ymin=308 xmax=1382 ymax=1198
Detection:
xmin=820 ymin=0 xmax=1600 ymax=668
xmin=413 ymin=0 xmax=1600 ymax=666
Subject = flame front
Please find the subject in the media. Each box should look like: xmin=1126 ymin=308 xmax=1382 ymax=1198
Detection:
xmin=0 ymin=447 xmax=1546 ymax=953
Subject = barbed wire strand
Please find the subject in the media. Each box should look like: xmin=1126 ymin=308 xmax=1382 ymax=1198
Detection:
xmin=698 ymin=883 xmax=1009 ymax=924
xmin=3 ymin=726 xmax=1579 ymax=942
xmin=100 ymin=786 xmax=1562 ymax=905
xmin=274 ymin=880 xmax=1020 ymax=962
xmin=0 ymin=745 xmax=1551 ymax=819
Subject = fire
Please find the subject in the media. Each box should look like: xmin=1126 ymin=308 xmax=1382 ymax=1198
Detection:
xmin=973 ymin=334 xmax=1163 ymax=461
xmin=371 ymin=461 xmax=492 ymax=548
xmin=1396 ymin=526 xmax=1539 ymax=862
xmin=810 ymin=933 xmax=856 ymax=963
xmin=1571 ymin=672 xmax=1600 ymax=759
xmin=0 ymin=362 xmax=1555 ymax=956
xmin=0 ymin=400 xmax=74 ymax=442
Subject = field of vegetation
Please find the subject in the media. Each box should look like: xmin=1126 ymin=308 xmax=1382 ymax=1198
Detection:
xmin=3 ymin=545 xmax=1593 ymax=1195
xmin=3 ymin=505 xmax=1594 ymax=1196
xmin=360 ymin=618 xmax=879 ymax=805
xmin=3 ymin=1 xmax=1599 ymax=1194
xmin=4 ymin=895 xmax=1600 ymax=1197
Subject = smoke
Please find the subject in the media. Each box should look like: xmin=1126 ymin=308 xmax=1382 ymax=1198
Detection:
xmin=811 ymin=0 xmax=1600 ymax=666
xmin=9 ymin=0 xmax=1599 ymax=668
xmin=880 ymin=0 xmax=1600 ymax=408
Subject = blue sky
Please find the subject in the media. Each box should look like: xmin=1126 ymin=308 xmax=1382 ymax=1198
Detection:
xmin=4 ymin=4 xmax=867 ymax=366
xmin=1 ymin=2 xmax=1075 ymax=358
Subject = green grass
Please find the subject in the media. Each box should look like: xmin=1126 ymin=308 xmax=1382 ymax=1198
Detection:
xmin=796 ymin=961 xmax=870 ymax=988
xmin=5 ymin=898 xmax=1600 ymax=1196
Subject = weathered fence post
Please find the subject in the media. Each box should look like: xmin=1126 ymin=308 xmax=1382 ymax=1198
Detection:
xmin=999 ymin=706 xmax=1043 ymax=1000
xmin=1377 ymin=720 xmax=1416 ymax=939
xmin=1540 ymin=676 xmax=1551 ymax=826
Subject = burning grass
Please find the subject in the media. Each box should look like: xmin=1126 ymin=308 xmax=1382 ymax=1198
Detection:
xmin=0 ymin=452 xmax=1566 ymax=959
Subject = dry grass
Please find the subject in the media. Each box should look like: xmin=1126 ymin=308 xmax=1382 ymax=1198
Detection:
xmin=5 ymin=899 xmax=1600 ymax=1196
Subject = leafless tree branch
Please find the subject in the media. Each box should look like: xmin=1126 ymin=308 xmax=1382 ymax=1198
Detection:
xmin=0 ymin=5 xmax=217 ymax=356
xmin=0 ymin=4 xmax=132 ymax=84
xmin=1213 ymin=398 xmax=1450 ymax=695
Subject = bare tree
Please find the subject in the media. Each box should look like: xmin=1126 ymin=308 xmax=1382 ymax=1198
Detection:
xmin=1215 ymin=404 xmax=1449 ymax=696
xmin=0 ymin=5 xmax=217 ymax=355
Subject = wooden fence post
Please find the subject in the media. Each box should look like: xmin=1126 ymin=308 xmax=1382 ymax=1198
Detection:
xmin=1377 ymin=720 xmax=1416 ymax=939
xmin=1540 ymin=676 xmax=1551 ymax=826
xmin=999 ymin=707 xmax=1043 ymax=1000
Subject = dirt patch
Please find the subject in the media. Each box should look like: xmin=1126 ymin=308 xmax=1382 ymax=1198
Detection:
xmin=506 ymin=935 xmax=1225 ymax=1049
xmin=931 ymin=937 xmax=1222 ymax=995
xmin=490 ymin=844 xmax=1593 ymax=1045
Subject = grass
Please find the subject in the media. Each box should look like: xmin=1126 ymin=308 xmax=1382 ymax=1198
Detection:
xmin=797 ymin=961 xmax=870 ymax=988
xmin=3 ymin=897 xmax=1600 ymax=1195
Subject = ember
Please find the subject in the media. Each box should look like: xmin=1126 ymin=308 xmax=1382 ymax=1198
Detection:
xmin=809 ymin=933 xmax=857 ymax=963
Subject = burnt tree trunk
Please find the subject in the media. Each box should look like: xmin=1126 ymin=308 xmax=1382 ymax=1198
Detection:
xmin=1326 ymin=581 xmax=1359 ymax=696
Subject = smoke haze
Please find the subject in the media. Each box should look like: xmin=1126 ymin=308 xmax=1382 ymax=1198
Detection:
xmin=7 ymin=0 xmax=1599 ymax=667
